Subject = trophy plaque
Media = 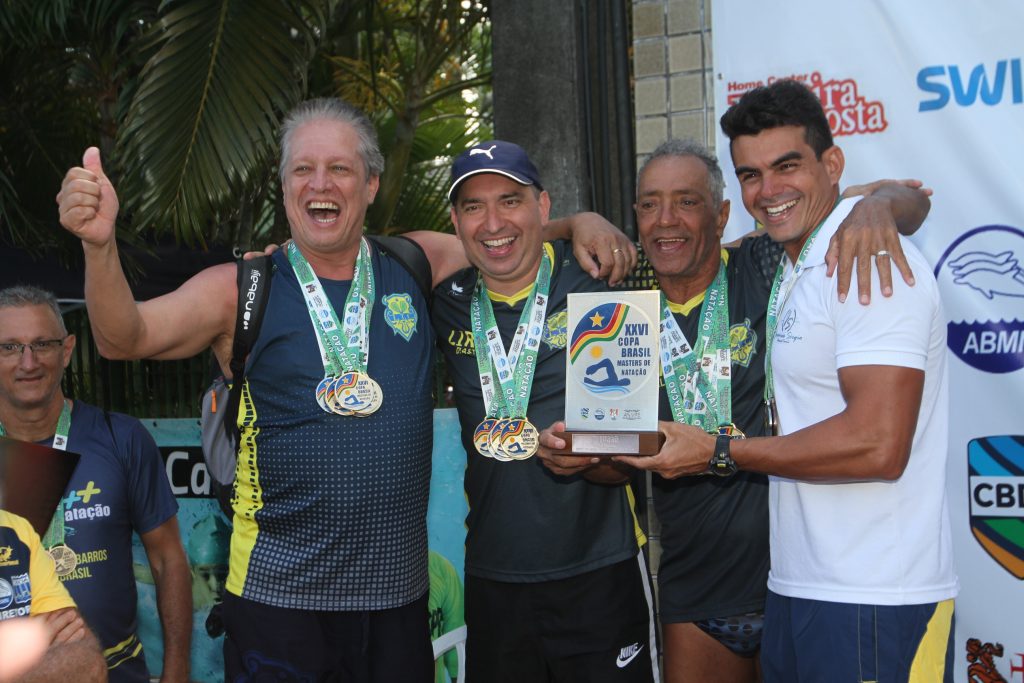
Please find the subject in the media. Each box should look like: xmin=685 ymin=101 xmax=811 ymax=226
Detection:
xmin=553 ymin=291 xmax=664 ymax=456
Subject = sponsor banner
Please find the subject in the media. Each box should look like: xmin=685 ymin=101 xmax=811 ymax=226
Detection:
xmin=137 ymin=413 xmax=468 ymax=683
xmin=713 ymin=2 xmax=1024 ymax=681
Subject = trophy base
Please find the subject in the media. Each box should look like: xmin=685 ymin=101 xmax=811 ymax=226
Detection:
xmin=551 ymin=430 xmax=665 ymax=457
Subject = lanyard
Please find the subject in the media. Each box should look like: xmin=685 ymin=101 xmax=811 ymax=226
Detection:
xmin=764 ymin=206 xmax=836 ymax=403
xmin=469 ymin=251 xmax=552 ymax=420
xmin=287 ymin=239 xmax=374 ymax=376
xmin=659 ymin=258 xmax=732 ymax=431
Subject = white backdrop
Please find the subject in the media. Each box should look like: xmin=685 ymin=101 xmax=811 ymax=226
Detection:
xmin=712 ymin=2 xmax=1024 ymax=680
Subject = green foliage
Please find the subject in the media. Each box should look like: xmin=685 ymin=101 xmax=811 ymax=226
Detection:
xmin=0 ymin=0 xmax=492 ymax=254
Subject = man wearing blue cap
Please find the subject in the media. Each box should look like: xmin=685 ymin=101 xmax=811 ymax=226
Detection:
xmin=432 ymin=141 xmax=660 ymax=682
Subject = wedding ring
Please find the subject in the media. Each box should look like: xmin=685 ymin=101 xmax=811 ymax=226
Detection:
xmin=875 ymin=250 xmax=890 ymax=258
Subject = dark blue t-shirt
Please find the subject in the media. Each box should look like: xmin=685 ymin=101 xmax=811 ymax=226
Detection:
xmin=58 ymin=400 xmax=179 ymax=682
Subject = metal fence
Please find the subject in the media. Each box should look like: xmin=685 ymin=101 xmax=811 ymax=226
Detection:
xmin=62 ymin=306 xmax=211 ymax=418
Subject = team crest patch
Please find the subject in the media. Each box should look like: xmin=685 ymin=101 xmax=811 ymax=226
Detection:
xmin=967 ymin=435 xmax=1024 ymax=579
xmin=382 ymin=293 xmax=418 ymax=341
xmin=730 ymin=318 xmax=757 ymax=367
xmin=544 ymin=310 xmax=568 ymax=349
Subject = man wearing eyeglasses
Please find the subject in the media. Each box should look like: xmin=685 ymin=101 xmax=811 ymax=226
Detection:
xmin=0 ymin=285 xmax=192 ymax=683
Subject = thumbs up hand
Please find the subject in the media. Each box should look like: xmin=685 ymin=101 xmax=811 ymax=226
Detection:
xmin=57 ymin=147 xmax=120 ymax=247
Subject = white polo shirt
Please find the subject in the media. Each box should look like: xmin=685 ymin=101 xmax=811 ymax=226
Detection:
xmin=768 ymin=197 xmax=958 ymax=606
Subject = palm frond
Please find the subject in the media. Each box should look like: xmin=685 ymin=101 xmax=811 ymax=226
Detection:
xmin=116 ymin=0 xmax=326 ymax=246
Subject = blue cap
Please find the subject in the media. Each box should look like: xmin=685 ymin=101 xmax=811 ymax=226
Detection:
xmin=448 ymin=140 xmax=543 ymax=203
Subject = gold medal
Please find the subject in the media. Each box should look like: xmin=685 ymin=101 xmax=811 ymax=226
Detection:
xmin=325 ymin=375 xmax=353 ymax=415
xmin=499 ymin=419 xmax=539 ymax=460
xmin=340 ymin=372 xmax=379 ymax=414
xmin=48 ymin=544 xmax=77 ymax=578
xmin=488 ymin=419 xmax=513 ymax=462
xmin=316 ymin=377 xmax=336 ymax=413
xmin=474 ymin=418 xmax=498 ymax=458
xmin=357 ymin=376 xmax=384 ymax=416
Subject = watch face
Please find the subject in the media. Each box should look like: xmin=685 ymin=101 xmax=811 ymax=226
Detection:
xmin=710 ymin=456 xmax=737 ymax=476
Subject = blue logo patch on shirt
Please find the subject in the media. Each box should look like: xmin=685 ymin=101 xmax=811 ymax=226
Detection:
xmin=382 ymin=293 xmax=418 ymax=341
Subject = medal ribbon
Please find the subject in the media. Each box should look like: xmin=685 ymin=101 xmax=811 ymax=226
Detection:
xmin=659 ymin=258 xmax=732 ymax=431
xmin=764 ymin=205 xmax=837 ymax=404
xmin=469 ymin=250 xmax=553 ymax=420
xmin=287 ymin=239 xmax=374 ymax=377
xmin=0 ymin=401 xmax=71 ymax=548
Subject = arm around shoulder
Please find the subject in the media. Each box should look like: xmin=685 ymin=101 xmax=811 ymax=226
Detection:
xmin=404 ymin=231 xmax=467 ymax=288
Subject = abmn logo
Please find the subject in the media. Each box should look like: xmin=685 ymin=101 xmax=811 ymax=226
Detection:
xmin=934 ymin=225 xmax=1024 ymax=373
xmin=967 ymin=435 xmax=1024 ymax=579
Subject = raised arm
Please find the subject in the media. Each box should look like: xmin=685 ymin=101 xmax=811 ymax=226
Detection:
xmin=57 ymin=147 xmax=236 ymax=361
xmin=827 ymin=179 xmax=931 ymax=304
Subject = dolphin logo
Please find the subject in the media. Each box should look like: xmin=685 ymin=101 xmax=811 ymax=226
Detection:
xmin=947 ymin=250 xmax=1024 ymax=299
xmin=469 ymin=144 xmax=497 ymax=160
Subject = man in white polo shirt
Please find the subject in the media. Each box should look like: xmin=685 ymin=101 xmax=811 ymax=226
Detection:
xmin=623 ymin=79 xmax=958 ymax=682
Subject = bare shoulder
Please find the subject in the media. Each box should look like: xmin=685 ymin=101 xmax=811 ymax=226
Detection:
xmin=132 ymin=261 xmax=241 ymax=360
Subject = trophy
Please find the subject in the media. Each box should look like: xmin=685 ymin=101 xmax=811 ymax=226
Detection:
xmin=552 ymin=291 xmax=664 ymax=456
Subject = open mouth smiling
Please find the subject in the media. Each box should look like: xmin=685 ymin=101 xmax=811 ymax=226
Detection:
xmin=765 ymin=199 xmax=798 ymax=218
xmin=654 ymin=236 xmax=690 ymax=251
xmin=307 ymin=201 xmax=340 ymax=223
xmin=482 ymin=236 xmax=516 ymax=250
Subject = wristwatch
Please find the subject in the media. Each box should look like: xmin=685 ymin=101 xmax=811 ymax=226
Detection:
xmin=708 ymin=433 xmax=738 ymax=476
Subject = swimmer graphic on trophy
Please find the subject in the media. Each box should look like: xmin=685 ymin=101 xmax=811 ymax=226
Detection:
xmin=554 ymin=291 xmax=663 ymax=455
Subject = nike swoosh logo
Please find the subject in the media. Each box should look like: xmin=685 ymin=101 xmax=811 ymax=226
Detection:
xmin=616 ymin=645 xmax=644 ymax=668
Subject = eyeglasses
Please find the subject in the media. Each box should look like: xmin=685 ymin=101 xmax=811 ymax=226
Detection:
xmin=0 ymin=338 xmax=67 ymax=360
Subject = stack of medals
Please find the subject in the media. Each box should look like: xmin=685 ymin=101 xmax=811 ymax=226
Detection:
xmin=763 ymin=214 xmax=829 ymax=436
xmin=0 ymin=400 xmax=78 ymax=577
xmin=288 ymin=239 xmax=383 ymax=417
xmin=469 ymin=251 xmax=552 ymax=461
xmin=659 ymin=259 xmax=744 ymax=442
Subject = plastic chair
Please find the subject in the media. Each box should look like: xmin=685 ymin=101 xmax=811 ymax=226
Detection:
xmin=431 ymin=625 xmax=468 ymax=683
